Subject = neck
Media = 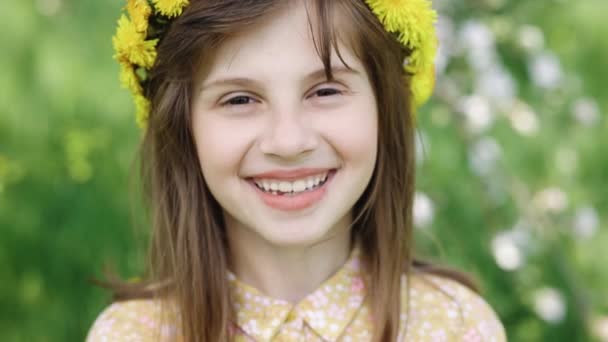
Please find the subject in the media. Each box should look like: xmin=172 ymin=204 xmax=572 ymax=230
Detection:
xmin=226 ymin=217 xmax=352 ymax=303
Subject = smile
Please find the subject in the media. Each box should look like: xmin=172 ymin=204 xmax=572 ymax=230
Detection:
xmin=247 ymin=169 xmax=337 ymax=211
xmin=252 ymin=171 xmax=329 ymax=195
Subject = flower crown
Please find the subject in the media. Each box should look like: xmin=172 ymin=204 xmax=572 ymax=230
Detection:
xmin=112 ymin=0 xmax=438 ymax=128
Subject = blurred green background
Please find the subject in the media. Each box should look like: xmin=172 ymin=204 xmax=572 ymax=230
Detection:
xmin=1 ymin=0 xmax=606 ymax=341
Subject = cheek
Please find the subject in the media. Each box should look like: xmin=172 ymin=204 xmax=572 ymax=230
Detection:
xmin=318 ymin=102 xmax=378 ymax=165
xmin=191 ymin=115 xmax=254 ymax=179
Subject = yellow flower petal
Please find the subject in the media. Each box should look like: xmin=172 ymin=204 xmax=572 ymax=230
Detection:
xmin=112 ymin=15 xmax=159 ymax=68
xmin=365 ymin=0 xmax=438 ymax=106
xmin=366 ymin=0 xmax=437 ymax=69
xmin=410 ymin=63 xmax=435 ymax=107
xmin=119 ymin=62 xmax=143 ymax=94
xmin=126 ymin=0 xmax=152 ymax=33
xmin=134 ymin=94 xmax=151 ymax=128
xmin=152 ymin=0 xmax=189 ymax=17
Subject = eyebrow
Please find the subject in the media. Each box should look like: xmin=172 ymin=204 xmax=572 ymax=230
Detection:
xmin=200 ymin=66 xmax=361 ymax=91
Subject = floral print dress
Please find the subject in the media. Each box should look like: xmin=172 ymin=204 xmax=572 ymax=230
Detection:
xmin=87 ymin=249 xmax=507 ymax=341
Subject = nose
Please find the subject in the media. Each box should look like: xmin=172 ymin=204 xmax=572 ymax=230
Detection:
xmin=259 ymin=106 xmax=318 ymax=160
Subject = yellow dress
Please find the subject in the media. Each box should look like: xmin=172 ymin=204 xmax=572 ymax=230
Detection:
xmin=86 ymin=250 xmax=507 ymax=341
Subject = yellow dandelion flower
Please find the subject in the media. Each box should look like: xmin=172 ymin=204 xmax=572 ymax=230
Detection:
xmin=119 ymin=62 xmax=142 ymax=94
xmin=152 ymin=0 xmax=189 ymax=18
xmin=134 ymin=94 xmax=151 ymax=128
xmin=366 ymin=0 xmax=438 ymax=106
xmin=366 ymin=0 xmax=432 ymax=29
xmin=365 ymin=0 xmax=437 ymax=34
xmin=126 ymin=0 xmax=152 ymax=33
xmin=410 ymin=62 xmax=435 ymax=107
xmin=366 ymin=0 xmax=437 ymax=68
xmin=113 ymin=15 xmax=159 ymax=68
xmin=406 ymin=34 xmax=437 ymax=106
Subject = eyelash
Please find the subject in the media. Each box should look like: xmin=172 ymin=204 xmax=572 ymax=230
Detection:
xmin=220 ymin=86 xmax=344 ymax=107
xmin=223 ymin=95 xmax=254 ymax=106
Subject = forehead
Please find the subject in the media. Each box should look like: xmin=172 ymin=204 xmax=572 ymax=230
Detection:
xmin=199 ymin=1 xmax=362 ymax=83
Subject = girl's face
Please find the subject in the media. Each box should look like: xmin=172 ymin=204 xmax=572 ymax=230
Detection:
xmin=191 ymin=2 xmax=378 ymax=248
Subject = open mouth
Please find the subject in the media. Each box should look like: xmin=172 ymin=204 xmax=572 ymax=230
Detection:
xmin=251 ymin=170 xmax=331 ymax=196
xmin=247 ymin=169 xmax=337 ymax=211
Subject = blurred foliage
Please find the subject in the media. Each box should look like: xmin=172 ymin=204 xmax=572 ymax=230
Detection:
xmin=0 ymin=0 xmax=606 ymax=341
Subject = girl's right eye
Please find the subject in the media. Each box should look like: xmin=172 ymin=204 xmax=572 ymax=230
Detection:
xmin=222 ymin=95 xmax=256 ymax=106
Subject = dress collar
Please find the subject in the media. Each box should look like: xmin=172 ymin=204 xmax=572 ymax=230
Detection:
xmin=228 ymin=248 xmax=366 ymax=341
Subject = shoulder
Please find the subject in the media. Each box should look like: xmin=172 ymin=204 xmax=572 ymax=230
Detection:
xmin=399 ymin=273 xmax=507 ymax=341
xmin=86 ymin=299 xmax=180 ymax=342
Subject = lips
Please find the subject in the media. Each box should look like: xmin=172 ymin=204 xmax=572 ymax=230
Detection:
xmin=249 ymin=168 xmax=333 ymax=180
xmin=247 ymin=169 xmax=337 ymax=211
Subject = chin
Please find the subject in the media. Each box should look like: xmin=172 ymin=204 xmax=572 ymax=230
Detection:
xmin=255 ymin=219 xmax=337 ymax=248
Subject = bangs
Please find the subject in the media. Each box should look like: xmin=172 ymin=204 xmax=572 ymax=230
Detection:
xmin=302 ymin=0 xmax=406 ymax=90
xmin=304 ymin=0 xmax=375 ymax=81
xmin=157 ymin=0 xmax=399 ymax=89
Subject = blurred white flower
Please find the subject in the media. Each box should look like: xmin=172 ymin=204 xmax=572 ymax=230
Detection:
xmin=571 ymin=97 xmax=600 ymax=126
xmin=491 ymin=231 xmax=524 ymax=271
xmin=413 ymin=192 xmax=435 ymax=228
xmin=460 ymin=20 xmax=496 ymax=50
xmin=572 ymin=206 xmax=600 ymax=239
xmin=592 ymin=316 xmax=608 ymax=342
xmin=507 ymin=101 xmax=540 ymax=136
xmin=459 ymin=95 xmax=495 ymax=134
xmin=460 ymin=20 xmax=497 ymax=71
xmin=436 ymin=16 xmax=456 ymax=75
xmin=533 ymin=187 xmax=569 ymax=213
xmin=533 ymin=287 xmax=566 ymax=324
xmin=518 ymin=25 xmax=545 ymax=53
xmin=475 ymin=66 xmax=517 ymax=105
xmin=528 ymin=52 xmax=563 ymax=89
xmin=469 ymin=137 xmax=502 ymax=176
xmin=554 ymin=147 xmax=579 ymax=175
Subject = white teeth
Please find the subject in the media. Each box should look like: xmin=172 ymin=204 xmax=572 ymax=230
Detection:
xmin=253 ymin=171 xmax=331 ymax=194
xmin=293 ymin=180 xmax=306 ymax=192
xmin=318 ymin=172 xmax=328 ymax=183
xmin=278 ymin=181 xmax=292 ymax=193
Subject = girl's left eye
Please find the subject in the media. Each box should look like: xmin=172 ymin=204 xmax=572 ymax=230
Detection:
xmin=222 ymin=95 xmax=255 ymax=106
xmin=312 ymin=87 xmax=343 ymax=97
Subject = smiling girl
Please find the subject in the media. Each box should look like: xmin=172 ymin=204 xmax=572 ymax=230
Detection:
xmin=87 ymin=0 xmax=507 ymax=341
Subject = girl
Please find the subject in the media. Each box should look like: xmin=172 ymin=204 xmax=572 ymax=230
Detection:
xmin=88 ymin=0 xmax=507 ymax=341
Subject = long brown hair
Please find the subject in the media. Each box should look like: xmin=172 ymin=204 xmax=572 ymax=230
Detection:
xmin=106 ymin=0 xmax=475 ymax=341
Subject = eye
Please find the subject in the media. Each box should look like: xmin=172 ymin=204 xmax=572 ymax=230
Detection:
xmin=222 ymin=95 xmax=256 ymax=106
xmin=313 ymin=87 xmax=343 ymax=97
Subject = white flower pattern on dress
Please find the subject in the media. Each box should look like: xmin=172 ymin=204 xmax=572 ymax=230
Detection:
xmin=86 ymin=249 xmax=507 ymax=341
